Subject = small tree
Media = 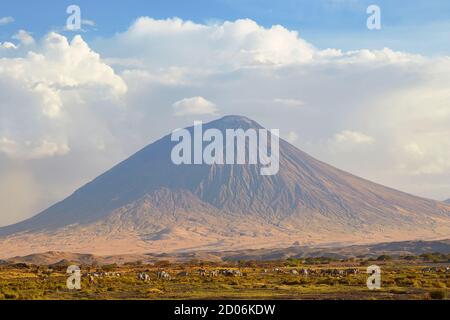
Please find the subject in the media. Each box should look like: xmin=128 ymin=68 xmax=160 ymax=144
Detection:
xmin=376 ymin=255 xmax=392 ymax=261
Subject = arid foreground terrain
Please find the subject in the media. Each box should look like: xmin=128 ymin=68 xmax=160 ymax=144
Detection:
xmin=0 ymin=253 xmax=448 ymax=300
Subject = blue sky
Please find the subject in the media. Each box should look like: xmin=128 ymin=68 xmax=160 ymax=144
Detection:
xmin=1 ymin=0 xmax=450 ymax=55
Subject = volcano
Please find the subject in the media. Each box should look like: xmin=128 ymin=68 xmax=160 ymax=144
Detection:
xmin=1 ymin=115 xmax=449 ymax=258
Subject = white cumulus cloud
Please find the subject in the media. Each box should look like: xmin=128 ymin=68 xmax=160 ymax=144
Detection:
xmin=0 ymin=32 xmax=127 ymax=161
xmin=98 ymin=17 xmax=316 ymax=74
xmin=173 ymin=96 xmax=218 ymax=116
xmin=12 ymin=30 xmax=35 ymax=46
xmin=334 ymin=130 xmax=375 ymax=145
xmin=0 ymin=16 xmax=14 ymax=26
xmin=0 ymin=41 xmax=17 ymax=50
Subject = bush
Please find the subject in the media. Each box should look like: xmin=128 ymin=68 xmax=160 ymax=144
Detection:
xmin=4 ymin=292 xmax=19 ymax=299
xmin=154 ymin=260 xmax=171 ymax=268
xmin=429 ymin=290 xmax=447 ymax=300
xmin=102 ymin=264 xmax=118 ymax=271
xmin=376 ymin=255 xmax=392 ymax=261
xmin=281 ymin=279 xmax=301 ymax=285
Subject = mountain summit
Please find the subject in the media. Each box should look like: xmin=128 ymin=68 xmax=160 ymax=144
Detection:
xmin=1 ymin=115 xmax=449 ymax=258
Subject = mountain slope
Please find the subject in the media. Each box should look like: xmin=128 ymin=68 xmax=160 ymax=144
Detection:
xmin=0 ymin=115 xmax=449 ymax=258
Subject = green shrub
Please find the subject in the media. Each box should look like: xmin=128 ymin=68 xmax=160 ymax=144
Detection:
xmin=376 ymin=255 xmax=392 ymax=261
xmin=4 ymin=292 xmax=19 ymax=299
xmin=429 ymin=290 xmax=447 ymax=300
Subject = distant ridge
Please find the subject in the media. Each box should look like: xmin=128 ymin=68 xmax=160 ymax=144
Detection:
xmin=5 ymin=239 xmax=450 ymax=265
xmin=1 ymin=115 xmax=450 ymax=259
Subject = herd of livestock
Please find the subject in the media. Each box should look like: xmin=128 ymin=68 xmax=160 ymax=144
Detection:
xmin=131 ymin=267 xmax=363 ymax=282
xmin=78 ymin=266 xmax=450 ymax=283
xmin=78 ymin=267 xmax=363 ymax=283
xmin=25 ymin=264 xmax=445 ymax=284
xmin=421 ymin=266 xmax=450 ymax=273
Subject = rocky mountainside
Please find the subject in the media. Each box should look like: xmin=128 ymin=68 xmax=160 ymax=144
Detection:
xmin=0 ymin=115 xmax=449 ymax=258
